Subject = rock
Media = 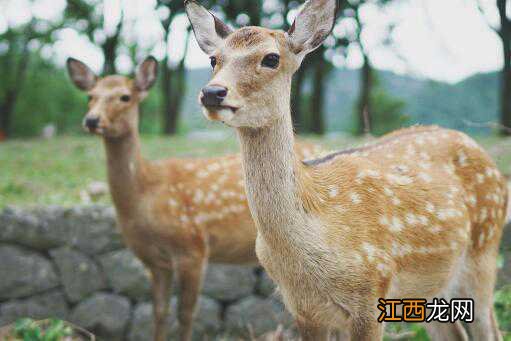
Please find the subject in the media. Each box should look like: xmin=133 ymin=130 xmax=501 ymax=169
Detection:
xmin=257 ymin=270 xmax=277 ymax=297
xmin=70 ymin=293 xmax=131 ymax=341
xmin=98 ymin=249 xmax=151 ymax=301
xmin=0 ymin=290 xmax=69 ymax=326
xmin=49 ymin=247 xmax=106 ymax=302
xmin=0 ymin=207 xmax=66 ymax=250
xmin=127 ymin=296 xmax=221 ymax=341
xmin=202 ymin=264 xmax=257 ymax=301
xmin=0 ymin=206 xmax=122 ymax=254
xmin=225 ymin=296 xmax=293 ymax=337
xmin=57 ymin=206 xmax=123 ymax=255
xmin=0 ymin=245 xmax=59 ymax=300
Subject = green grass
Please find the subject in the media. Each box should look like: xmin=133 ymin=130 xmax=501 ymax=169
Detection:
xmin=0 ymin=134 xmax=510 ymax=209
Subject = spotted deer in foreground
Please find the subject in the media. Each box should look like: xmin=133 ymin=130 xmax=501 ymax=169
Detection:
xmin=186 ymin=0 xmax=509 ymax=340
xmin=66 ymin=57 xmax=322 ymax=341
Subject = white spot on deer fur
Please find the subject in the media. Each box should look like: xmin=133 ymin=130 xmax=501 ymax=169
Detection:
xmin=419 ymin=152 xmax=430 ymax=161
xmin=207 ymin=163 xmax=221 ymax=172
xmin=416 ymin=136 xmax=425 ymax=145
xmin=168 ymin=198 xmax=179 ymax=208
xmin=350 ymin=192 xmax=361 ymax=204
xmin=430 ymin=225 xmax=442 ymax=233
xmin=438 ymin=209 xmax=458 ymax=221
xmin=180 ymin=215 xmax=190 ymax=224
xmin=362 ymin=242 xmax=376 ymax=262
xmin=406 ymin=213 xmax=418 ymax=226
xmin=476 ymin=173 xmax=485 ymax=184
xmin=377 ymin=263 xmax=389 ymax=275
xmin=479 ymin=207 xmax=488 ymax=222
xmin=418 ymin=215 xmax=429 ymax=226
xmin=418 ymin=172 xmax=433 ymax=183
xmin=184 ymin=163 xmax=195 ymax=171
xmin=443 ymin=163 xmax=455 ymax=175
xmin=390 ymin=216 xmax=404 ymax=232
xmin=394 ymin=164 xmax=409 ymax=173
xmin=386 ymin=173 xmax=413 ymax=186
xmin=197 ymin=170 xmax=208 ymax=178
xmin=193 ymin=189 xmax=204 ymax=204
xmin=467 ymin=194 xmax=477 ymax=207
xmin=328 ymin=186 xmax=338 ymax=198
xmin=419 ymin=162 xmax=432 ymax=170
xmin=383 ymin=187 xmax=394 ymax=196
xmin=425 ymin=202 xmax=435 ymax=213
xmin=478 ymin=233 xmax=485 ymax=247
xmin=210 ymin=183 xmax=219 ymax=192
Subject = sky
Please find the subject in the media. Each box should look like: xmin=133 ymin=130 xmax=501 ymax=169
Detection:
xmin=0 ymin=0 xmax=504 ymax=83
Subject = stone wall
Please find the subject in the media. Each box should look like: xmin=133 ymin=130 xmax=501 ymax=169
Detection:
xmin=0 ymin=206 xmax=291 ymax=340
xmin=1 ymin=206 xmax=510 ymax=340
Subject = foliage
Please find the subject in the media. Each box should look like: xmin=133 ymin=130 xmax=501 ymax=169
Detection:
xmin=13 ymin=318 xmax=72 ymax=341
xmin=495 ymin=286 xmax=511 ymax=334
xmin=368 ymin=87 xmax=409 ymax=136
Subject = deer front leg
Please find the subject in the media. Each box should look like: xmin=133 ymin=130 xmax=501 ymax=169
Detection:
xmin=176 ymin=255 xmax=207 ymax=341
xmin=150 ymin=266 xmax=174 ymax=341
xmin=296 ymin=320 xmax=329 ymax=341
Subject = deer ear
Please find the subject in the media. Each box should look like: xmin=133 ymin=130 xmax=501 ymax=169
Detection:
xmin=286 ymin=0 xmax=337 ymax=56
xmin=135 ymin=56 xmax=158 ymax=91
xmin=66 ymin=58 xmax=98 ymax=91
xmin=185 ymin=0 xmax=232 ymax=55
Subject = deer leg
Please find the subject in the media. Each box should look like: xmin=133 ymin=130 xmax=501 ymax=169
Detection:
xmin=150 ymin=266 xmax=173 ymax=341
xmin=296 ymin=320 xmax=329 ymax=341
xmin=176 ymin=255 xmax=207 ymax=341
xmin=423 ymin=321 xmax=468 ymax=341
xmin=349 ymin=317 xmax=383 ymax=341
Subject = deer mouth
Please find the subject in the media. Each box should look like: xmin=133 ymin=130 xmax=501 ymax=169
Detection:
xmin=203 ymin=104 xmax=239 ymax=113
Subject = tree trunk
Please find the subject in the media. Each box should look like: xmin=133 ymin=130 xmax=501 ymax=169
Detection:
xmin=162 ymin=28 xmax=191 ymax=135
xmin=498 ymin=0 xmax=511 ymax=135
xmin=0 ymin=51 xmax=30 ymax=139
xmin=291 ymin=66 xmax=306 ymax=133
xmin=310 ymin=55 xmax=328 ymax=135
xmin=101 ymin=13 xmax=123 ymax=75
xmin=357 ymin=53 xmax=373 ymax=135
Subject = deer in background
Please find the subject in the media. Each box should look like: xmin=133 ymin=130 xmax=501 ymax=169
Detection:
xmin=186 ymin=0 xmax=509 ymax=340
xmin=66 ymin=56 xmax=322 ymax=341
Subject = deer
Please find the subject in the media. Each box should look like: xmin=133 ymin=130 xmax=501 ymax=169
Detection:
xmin=186 ymin=0 xmax=509 ymax=340
xmin=66 ymin=56 xmax=323 ymax=341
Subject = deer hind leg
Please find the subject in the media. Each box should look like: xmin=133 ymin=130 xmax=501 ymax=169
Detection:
xmin=150 ymin=266 xmax=174 ymax=341
xmin=176 ymin=255 xmax=207 ymax=341
xmin=422 ymin=321 xmax=468 ymax=341
xmin=456 ymin=250 xmax=501 ymax=341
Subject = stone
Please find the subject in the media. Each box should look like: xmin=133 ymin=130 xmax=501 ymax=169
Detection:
xmin=127 ymin=296 xmax=221 ymax=341
xmin=0 ymin=290 xmax=69 ymax=326
xmin=0 ymin=206 xmax=123 ymax=254
xmin=49 ymin=246 xmax=106 ymax=302
xmin=256 ymin=269 xmax=277 ymax=297
xmin=225 ymin=296 xmax=293 ymax=337
xmin=0 ymin=245 xmax=59 ymax=300
xmin=70 ymin=293 xmax=131 ymax=341
xmin=98 ymin=249 xmax=151 ymax=301
xmin=202 ymin=264 xmax=257 ymax=301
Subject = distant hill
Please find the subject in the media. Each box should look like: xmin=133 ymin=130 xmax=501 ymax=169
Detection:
xmin=177 ymin=67 xmax=500 ymax=135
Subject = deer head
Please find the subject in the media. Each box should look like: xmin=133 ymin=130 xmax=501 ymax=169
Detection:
xmin=66 ymin=56 xmax=158 ymax=138
xmin=186 ymin=0 xmax=337 ymax=128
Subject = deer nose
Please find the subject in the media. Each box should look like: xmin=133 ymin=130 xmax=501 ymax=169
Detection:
xmin=201 ymin=85 xmax=228 ymax=107
xmin=85 ymin=117 xmax=100 ymax=130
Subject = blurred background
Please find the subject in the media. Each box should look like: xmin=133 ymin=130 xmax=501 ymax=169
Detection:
xmin=1 ymin=0 xmax=511 ymax=138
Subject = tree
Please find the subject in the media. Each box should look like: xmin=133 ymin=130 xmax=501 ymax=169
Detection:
xmin=0 ymin=16 xmax=61 ymax=138
xmin=65 ymin=0 xmax=124 ymax=75
xmin=476 ymin=0 xmax=511 ymax=135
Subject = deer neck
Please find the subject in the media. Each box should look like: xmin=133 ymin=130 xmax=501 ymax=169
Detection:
xmin=103 ymin=114 xmax=144 ymax=219
xmin=237 ymin=111 xmax=307 ymax=243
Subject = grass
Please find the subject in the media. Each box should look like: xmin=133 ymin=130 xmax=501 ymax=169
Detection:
xmin=0 ymin=133 xmax=509 ymax=209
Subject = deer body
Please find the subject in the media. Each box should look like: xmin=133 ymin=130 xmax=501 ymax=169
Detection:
xmin=67 ymin=57 xmax=322 ymax=341
xmin=186 ymin=0 xmax=508 ymax=339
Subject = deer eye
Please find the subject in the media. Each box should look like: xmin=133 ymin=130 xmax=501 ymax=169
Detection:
xmin=261 ymin=53 xmax=280 ymax=69
xmin=210 ymin=56 xmax=217 ymax=69
xmin=120 ymin=95 xmax=131 ymax=102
